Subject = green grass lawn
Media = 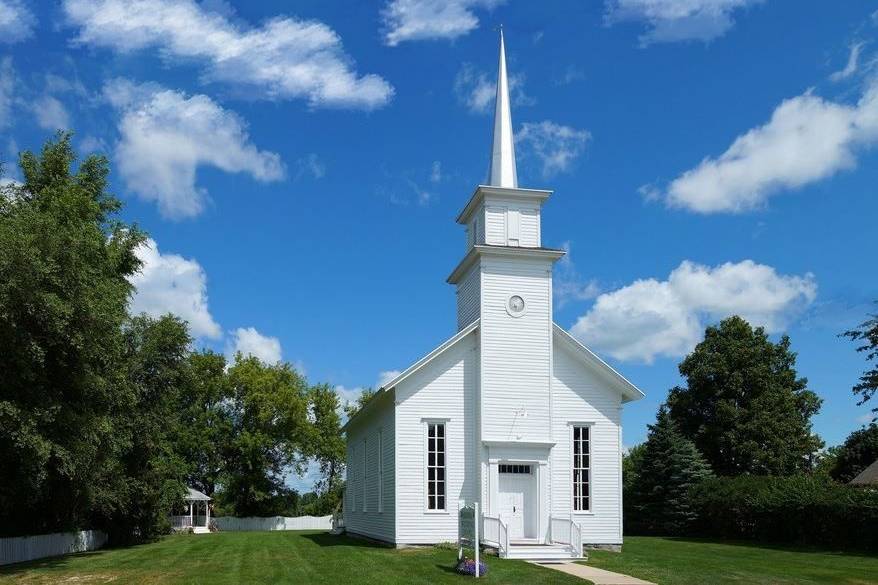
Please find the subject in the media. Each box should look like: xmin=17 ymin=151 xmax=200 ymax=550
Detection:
xmin=586 ymin=536 xmax=878 ymax=585
xmin=0 ymin=531 xmax=583 ymax=585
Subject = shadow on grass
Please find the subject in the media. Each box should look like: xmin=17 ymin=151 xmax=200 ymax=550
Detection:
xmin=626 ymin=536 xmax=878 ymax=559
xmin=0 ymin=548 xmax=109 ymax=576
xmin=300 ymin=532 xmax=390 ymax=549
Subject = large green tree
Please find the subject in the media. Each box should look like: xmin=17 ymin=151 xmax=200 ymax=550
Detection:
xmin=0 ymin=134 xmax=144 ymax=536
xmin=843 ymin=304 xmax=878 ymax=422
xmin=667 ymin=316 xmax=823 ymax=476
xmin=627 ymin=407 xmax=713 ymax=535
xmin=219 ymin=356 xmax=310 ymax=517
xmin=830 ymin=424 xmax=878 ymax=483
xmin=307 ymin=384 xmax=346 ymax=499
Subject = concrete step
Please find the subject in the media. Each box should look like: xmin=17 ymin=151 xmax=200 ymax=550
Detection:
xmin=506 ymin=544 xmax=584 ymax=561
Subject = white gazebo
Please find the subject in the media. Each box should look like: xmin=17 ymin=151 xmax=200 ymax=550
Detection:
xmin=171 ymin=487 xmax=212 ymax=534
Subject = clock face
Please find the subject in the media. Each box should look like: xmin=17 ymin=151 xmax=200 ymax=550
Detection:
xmin=508 ymin=295 xmax=525 ymax=314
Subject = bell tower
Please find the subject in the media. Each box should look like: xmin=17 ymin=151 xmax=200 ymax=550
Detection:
xmin=448 ymin=30 xmax=564 ymax=444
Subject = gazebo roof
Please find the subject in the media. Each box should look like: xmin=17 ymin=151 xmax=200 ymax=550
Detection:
xmin=185 ymin=487 xmax=211 ymax=501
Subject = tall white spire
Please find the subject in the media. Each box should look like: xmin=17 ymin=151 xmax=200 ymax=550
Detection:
xmin=488 ymin=28 xmax=518 ymax=189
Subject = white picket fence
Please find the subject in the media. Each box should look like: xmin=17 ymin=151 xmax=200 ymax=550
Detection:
xmin=212 ymin=516 xmax=331 ymax=532
xmin=0 ymin=530 xmax=107 ymax=566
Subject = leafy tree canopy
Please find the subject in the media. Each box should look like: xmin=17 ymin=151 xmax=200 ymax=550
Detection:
xmin=842 ymin=304 xmax=878 ymax=422
xmin=667 ymin=316 xmax=823 ymax=476
xmin=830 ymin=424 xmax=878 ymax=483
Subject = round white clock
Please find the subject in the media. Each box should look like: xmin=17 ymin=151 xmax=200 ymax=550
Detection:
xmin=506 ymin=294 xmax=526 ymax=317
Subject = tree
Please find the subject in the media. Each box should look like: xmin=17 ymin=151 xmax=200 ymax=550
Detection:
xmin=667 ymin=316 xmax=823 ymax=476
xmin=344 ymin=387 xmax=377 ymax=419
xmin=830 ymin=424 xmax=878 ymax=483
xmin=0 ymin=133 xmax=144 ymax=536
xmin=308 ymin=384 xmax=346 ymax=497
xmin=177 ymin=350 xmax=232 ymax=497
xmin=105 ymin=314 xmax=190 ymax=543
xmin=627 ymin=407 xmax=713 ymax=535
xmin=219 ymin=355 xmax=310 ymax=517
xmin=842 ymin=304 xmax=878 ymax=422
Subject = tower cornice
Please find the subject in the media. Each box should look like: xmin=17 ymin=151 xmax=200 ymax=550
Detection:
xmin=446 ymin=244 xmax=565 ymax=284
xmin=456 ymin=184 xmax=553 ymax=225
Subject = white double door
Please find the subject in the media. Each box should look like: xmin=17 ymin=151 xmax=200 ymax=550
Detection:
xmin=498 ymin=470 xmax=536 ymax=541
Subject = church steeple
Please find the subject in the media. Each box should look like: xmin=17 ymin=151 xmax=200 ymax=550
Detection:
xmin=488 ymin=28 xmax=518 ymax=189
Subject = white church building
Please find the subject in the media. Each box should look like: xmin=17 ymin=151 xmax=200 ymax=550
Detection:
xmin=343 ymin=32 xmax=644 ymax=561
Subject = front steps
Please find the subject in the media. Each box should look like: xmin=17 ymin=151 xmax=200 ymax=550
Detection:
xmin=506 ymin=543 xmax=585 ymax=562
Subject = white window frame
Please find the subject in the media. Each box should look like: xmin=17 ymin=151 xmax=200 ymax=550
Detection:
xmin=570 ymin=422 xmax=593 ymax=514
xmin=377 ymin=429 xmax=383 ymax=513
xmin=423 ymin=419 xmax=449 ymax=513
xmin=362 ymin=438 xmax=368 ymax=512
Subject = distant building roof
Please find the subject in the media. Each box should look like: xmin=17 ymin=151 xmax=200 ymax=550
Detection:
xmin=850 ymin=459 xmax=878 ymax=486
xmin=185 ymin=487 xmax=211 ymax=501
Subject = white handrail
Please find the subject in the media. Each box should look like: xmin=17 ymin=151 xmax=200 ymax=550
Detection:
xmin=548 ymin=515 xmax=583 ymax=557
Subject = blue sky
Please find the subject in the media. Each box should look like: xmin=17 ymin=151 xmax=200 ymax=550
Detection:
xmin=2 ymin=1 xmax=877 ymax=490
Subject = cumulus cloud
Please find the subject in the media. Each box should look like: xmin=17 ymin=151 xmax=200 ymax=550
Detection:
xmin=516 ymin=121 xmax=590 ymax=179
xmin=378 ymin=370 xmax=402 ymax=388
xmin=104 ymin=79 xmax=285 ymax=219
xmin=0 ymin=0 xmax=36 ymax=43
xmin=32 ymin=95 xmax=71 ymax=131
xmin=571 ymin=260 xmax=817 ymax=363
xmin=227 ymin=327 xmax=283 ymax=364
xmin=605 ymin=0 xmax=761 ymax=45
xmin=382 ymin=0 xmax=503 ymax=46
xmin=662 ymin=83 xmax=878 ymax=213
xmin=454 ymin=63 xmax=532 ymax=114
xmin=129 ymin=238 xmax=222 ymax=339
xmin=63 ymin=0 xmax=393 ymax=109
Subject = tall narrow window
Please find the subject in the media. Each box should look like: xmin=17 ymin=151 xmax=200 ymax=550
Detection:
xmin=573 ymin=425 xmax=590 ymax=512
xmin=426 ymin=422 xmax=446 ymax=510
xmin=377 ymin=430 xmax=384 ymax=513
xmin=362 ymin=439 xmax=368 ymax=512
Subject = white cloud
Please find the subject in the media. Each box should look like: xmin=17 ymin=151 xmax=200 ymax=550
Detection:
xmin=63 ymin=0 xmax=393 ymax=109
xmin=104 ymin=79 xmax=285 ymax=219
xmin=33 ymin=95 xmax=71 ymax=131
xmin=227 ymin=327 xmax=282 ymax=364
xmin=830 ymin=42 xmax=864 ymax=82
xmin=0 ymin=0 xmax=36 ymax=43
xmin=516 ymin=121 xmax=590 ymax=179
xmin=605 ymin=0 xmax=761 ymax=46
xmin=378 ymin=370 xmax=402 ymax=388
xmin=663 ymin=83 xmax=878 ymax=213
xmin=554 ymin=242 xmax=601 ymax=309
xmin=0 ymin=57 xmax=13 ymax=128
xmin=454 ymin=63 xmax=532 ymax=114
xmin=129 ymin=238 xmax=222 ymax=339
xmin=571 ymin=259 xmax=817 ymax=363
xmin=382 ymin=0 xmax=503 ymax=46
xmin=294 ymin=153 xmax=326 ymax=180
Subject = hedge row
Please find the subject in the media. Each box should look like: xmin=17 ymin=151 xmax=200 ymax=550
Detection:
xmin=689 ymin=475 xmax=878 ymax=551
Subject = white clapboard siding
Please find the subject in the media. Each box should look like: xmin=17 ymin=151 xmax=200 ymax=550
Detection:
xmin=395 ymin=330 xmax=478 ymax=544
xmin=344 ymin=391 xmax=396 ymax=543
xmin=0 ymin=530 xmax=107 ymax=566
xmin=456 ymin=264 xmax=481 ymax=330
xmin=485 ymin=206 xmax=506 ymax=245
xmin=479 ymin=255 xmax=553 ymax=443
xmin=212 ymin=516 xmax=331 ymax=532
xmin=550 ymin=337 xmax=623 ymax=545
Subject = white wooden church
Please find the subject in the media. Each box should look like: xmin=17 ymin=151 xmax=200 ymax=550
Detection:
xmin=343 ymin=32 xmax=644 ymax=561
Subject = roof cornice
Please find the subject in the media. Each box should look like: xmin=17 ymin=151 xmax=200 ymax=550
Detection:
xmin=447 ymin=244 xmax=564 ymax=284
xmin=456 ymin=185 xmax=552 ymax=225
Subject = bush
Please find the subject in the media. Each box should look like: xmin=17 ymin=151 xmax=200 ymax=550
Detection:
xmin=690 ymin=475 xmax=878 ymax=551
xmin=455 ymin=558 xmax=488 ymax=576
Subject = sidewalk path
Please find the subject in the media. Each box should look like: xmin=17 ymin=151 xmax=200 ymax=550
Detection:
xmin=532 ymin=562 xmax=657 ymax=585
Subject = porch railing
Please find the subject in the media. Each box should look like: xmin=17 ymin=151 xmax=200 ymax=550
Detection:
xmin=170 ymin=516 xmax=192 ymax=529
xmin=548 ymin=515 xmax=583 ymax=558
xmin=480 ymin=514 xmax=509 ymax=558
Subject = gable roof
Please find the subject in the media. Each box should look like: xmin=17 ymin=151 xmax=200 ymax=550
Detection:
xmin=552 ymin=323 xmax=645 ymax=403
xmin=850 ymin=459 xmax=878 ymax=486
xmin=342 ymin=319 xmax=480 ymax=431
